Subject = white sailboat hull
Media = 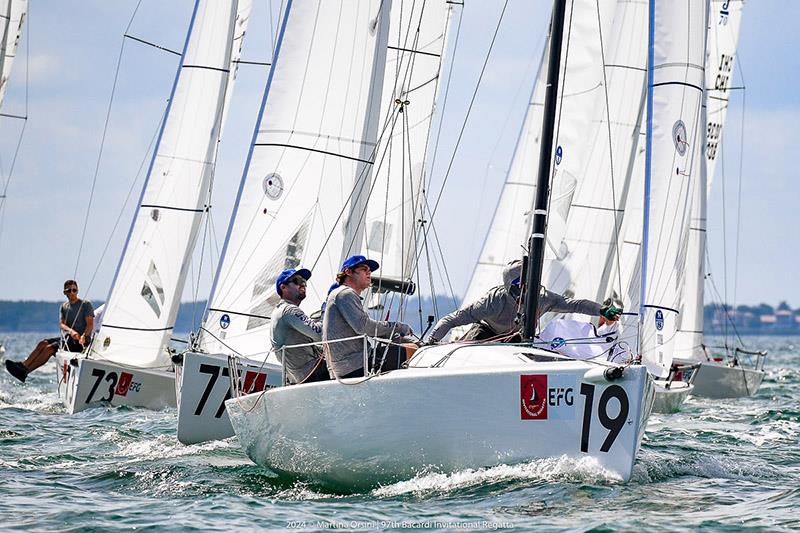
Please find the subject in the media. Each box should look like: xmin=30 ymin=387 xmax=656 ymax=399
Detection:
xmin=687 ymin=361 xmax=764 ymax=399
xmin=226 ymin=345 xmax=653 ymax=489
xmin=176 ymin=351 xmax=282 ymax=445
xmin=55 ymin=351 xmax=176 ymax=414
xmin=652 ymin=379 xmax=693 ymax=414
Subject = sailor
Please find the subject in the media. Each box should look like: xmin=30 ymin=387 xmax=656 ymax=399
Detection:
xmin=5 ymin=279 xmax=94 ymax=383
xmin=270 ymin=268 xmax=329 ymax=385
xmin=323 ymin=255 xmax=412 ymax=379
xmin=426 ymin=261 xmax=622 ymax=343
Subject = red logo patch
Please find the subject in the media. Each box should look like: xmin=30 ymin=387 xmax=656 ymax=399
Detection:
xmin=116 ymin=372 xmax=133 ymax=396
xmin=242 ymin=371 xmax=267 ymax=394
xmin=520 ymin=374 xmax=548 ymax=420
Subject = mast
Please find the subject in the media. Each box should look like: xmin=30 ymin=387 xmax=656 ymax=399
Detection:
xmin=522 ymin=0 xmax=567 ymax=340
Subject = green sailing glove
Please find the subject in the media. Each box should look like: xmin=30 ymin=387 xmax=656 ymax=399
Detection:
xmin=600 ymin=305 xmax=623 ymax=321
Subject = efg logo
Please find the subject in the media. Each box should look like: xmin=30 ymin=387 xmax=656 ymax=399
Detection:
xmin=520 ymin=374 xmax=577 ymax=420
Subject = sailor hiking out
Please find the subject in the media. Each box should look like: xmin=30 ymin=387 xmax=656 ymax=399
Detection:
xmin=270 ymin=268 xmax=330 ymax=385
xmin=323 ymin=255 xmax=413 ymax=379
xmin=426 ymin=261 xmax=622 ymax=343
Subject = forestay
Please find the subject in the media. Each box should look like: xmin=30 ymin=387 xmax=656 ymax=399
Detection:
xmin=638 ymin=0 xmax=708 ymax=377
xmin=0 ymin=0 xmax=26 ymax=110
xmin=93 ymin=0 xmax=250 ymax=368
xmin=674 ymin=0 xmax=744 ymax=361
xmin=199 ymin=0 xmax=391 ymax=359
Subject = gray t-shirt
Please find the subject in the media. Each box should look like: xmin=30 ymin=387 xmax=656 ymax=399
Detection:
xmin=270 ymin=299 xmax=322 ymax=384
xmin=61 ymin=299 xmax=95 ymax=336
xmin=322 ymin=286 xmax=401 ymax=378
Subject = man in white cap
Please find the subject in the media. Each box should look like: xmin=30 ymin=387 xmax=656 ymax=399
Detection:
xmin=271 ymin=267 xmax=329 ymax=384
xmin=323 ymin=255 xmax=412 ymax=379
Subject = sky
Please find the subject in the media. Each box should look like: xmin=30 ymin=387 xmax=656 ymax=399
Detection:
xmin=0 ymin=0 xmax=797 ymax=309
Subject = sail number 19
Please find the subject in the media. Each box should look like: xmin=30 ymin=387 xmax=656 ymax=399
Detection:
xmin=579 ymin=383 xmax=630 ymax=453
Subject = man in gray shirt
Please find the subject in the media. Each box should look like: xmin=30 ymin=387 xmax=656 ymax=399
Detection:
xmin=427 ymin=261 xmax=621 ymax=343
xmin=270 ymin=268 xmax=329 ymax=385
xmin=323 ymin=255 xmax=412 ymax=379
xmin=5 ymin=279 xmax=94 ymax=383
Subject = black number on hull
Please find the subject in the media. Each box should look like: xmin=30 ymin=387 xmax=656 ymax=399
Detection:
xmin=598 ymin=385 xmax=629 ymax=452
xmin=195 ymin=364 xmax=230 ymax=418
xmin=579 ymin=383 xmax=630 ymax=453
xmin=101 ymin=372 xmax=118 ymax=403
xmin=86 ymin=368 xmax=105 ymax=403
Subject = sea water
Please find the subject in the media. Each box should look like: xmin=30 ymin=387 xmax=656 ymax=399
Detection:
xmin=1 ymin=333 xmax=797 ymax=531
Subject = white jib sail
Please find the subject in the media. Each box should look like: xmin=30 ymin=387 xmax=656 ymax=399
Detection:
xmin=674 ymin=0 xmax=744 ymax=361
xmin=542 ymin=0 xmax=647 ymax=315
xmin=354 ymin=0 xmax=451 ymax=319
xmin=93 ymin=0 xmax=249 ymax=368
xmin=639 ymin=0 xmax=708 ymax=378
xmin=198 ymin=0 xmax=391 ymax=360
xmin=0 ymin=0 xmax=26 ymax=110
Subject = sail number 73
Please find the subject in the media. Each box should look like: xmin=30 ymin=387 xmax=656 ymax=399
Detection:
xmin=579 ymin=383 xmax=630 ymax=453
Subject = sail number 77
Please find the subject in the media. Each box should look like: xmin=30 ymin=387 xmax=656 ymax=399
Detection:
xmin=579 ymin=383 xmax=630 ymax=453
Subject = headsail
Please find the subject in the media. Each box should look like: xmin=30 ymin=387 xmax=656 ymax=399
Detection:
xmin=93 ymin=0 xmax=250 ymax=368
xmin=639 ymin=0 xmax=708 ymax=377
xmin=198 ymin=0 xmax=391 ymax=359
xmin=674 ymin=0 xmax=745 ymax=361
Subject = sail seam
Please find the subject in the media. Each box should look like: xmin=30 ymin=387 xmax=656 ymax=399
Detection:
xmin=140 ymin=204 xmax=205 ymax=213
xmin=101 ymin=325 xmax=173 ymax=332
xmin=651 ymin=81 xmax=703 ymax=92
xmin=208 ymin=308 xmax=271 ymax=321
xmin=571 ymin=204 xmax=624 ymax=213
xmin=182 ymin=64 xmax=230 ymax=74
xmin=254 ymin=142 xmax=374 ymax=164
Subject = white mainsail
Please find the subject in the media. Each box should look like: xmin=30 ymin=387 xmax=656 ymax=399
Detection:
xmin=0 ymin=0 xmax=26 ymax=110
xmin=93 ymin=0 xmax=250 ymax=368
xmin=674 ymin=0 xmax=745 ymax=361
xmin=638 ymin=0 xmax=708 ymax=378
xmin=198 ymin=0 xmax=391 ymax=359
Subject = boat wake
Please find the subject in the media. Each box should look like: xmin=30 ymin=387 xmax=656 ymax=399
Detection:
xmin=372 ymin=456 xmax=621 ymax=497
xmin=632 ymin=449 xmax=781 ymax=483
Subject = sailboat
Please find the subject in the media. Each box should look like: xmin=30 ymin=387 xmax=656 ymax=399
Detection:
xmin=224 ymin=0 xmax=653 ymax=488
xmin=176 ymin=0 xmax=451 ymax=445
xmin=55 ymin=0 xmax=251 ymax=413
xmin=671 ymin=0 xmax=766 ymax=399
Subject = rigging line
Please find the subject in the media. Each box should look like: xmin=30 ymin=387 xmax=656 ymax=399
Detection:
xmin=732 ymin=69 xmax=746 ymax=321
xmin=73 ymin=0 xmax=145 ymax=279
xmin=123 ymin=33 xmax=180 ymax=56
xmin=83 ymin=108 xmax=165 ymax=297
xmin=594 ymin=0 xmax=624 ymax=300
xmin=428 ymin=0 xmax=509 ymax=221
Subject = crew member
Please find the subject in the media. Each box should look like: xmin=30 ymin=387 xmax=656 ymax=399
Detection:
xmin=427 ymin=261 xmax=622 ymax=343
xmin=270 ymin=268 xmax=329 ymax=384
xmin=5 ymin=280 xmax=94 ymax=383
xmin=323 ymin=255 xmax=412 ymax=379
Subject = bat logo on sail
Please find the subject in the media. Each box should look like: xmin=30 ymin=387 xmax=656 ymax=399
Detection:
xmin=219 ymin=314 xmax=231 ymax=330
xmin=555 ymin=145 xmax=563 ymax=165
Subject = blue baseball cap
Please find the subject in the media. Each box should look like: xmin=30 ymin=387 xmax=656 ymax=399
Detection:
xmin=327 ymin=282 xmax=340 ymax=295
xmin=276 ymin=268 xmax=312 ymax=296
xmin=341 ymin=254 xmax=379 ymax=272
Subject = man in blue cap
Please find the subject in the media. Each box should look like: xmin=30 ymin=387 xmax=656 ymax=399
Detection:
xmin=323 ymin=255 xmax=413 ymax=379
xmin=270 ymin=267 xmax=329 ymax=384
xmin=426 ymin=260 xmax=622 ymax=343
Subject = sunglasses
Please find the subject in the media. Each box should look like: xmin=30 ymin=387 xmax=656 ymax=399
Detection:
xmin=288 ymin=278 xmax=306 ymax=286
xmin=64 ymin=288 xmax=78 ymax=294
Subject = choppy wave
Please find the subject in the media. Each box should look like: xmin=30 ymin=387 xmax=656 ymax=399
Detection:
xmin=1 ymin=334 xmax=799 ymax=530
